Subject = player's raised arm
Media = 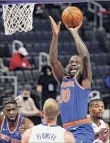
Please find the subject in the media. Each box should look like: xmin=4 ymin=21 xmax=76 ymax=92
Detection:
xmin=68 ymin=24 xmax=92 ymax=83
xmin=49 ymin=16 xmax=64 ymax=85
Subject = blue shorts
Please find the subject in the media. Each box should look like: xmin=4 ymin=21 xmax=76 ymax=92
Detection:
xmin=67 ymin=123 xmax=94 ymax=143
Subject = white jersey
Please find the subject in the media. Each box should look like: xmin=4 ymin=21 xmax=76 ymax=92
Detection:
xmin=29 ymin=124 xmax=65 ymax=143
xmin=92 ymin=120 xmax=109 ymax=143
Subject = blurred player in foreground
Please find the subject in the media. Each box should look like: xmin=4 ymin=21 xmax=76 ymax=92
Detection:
xmin=89 ymin=99 xmax=109 ymax=143
xmin=49 ymin=16 xmax=94 ymax=143
xmin=0 ymin=97 xmax=34 ymax=143
xmin=22 ymin=98 xmax=75 ymax=143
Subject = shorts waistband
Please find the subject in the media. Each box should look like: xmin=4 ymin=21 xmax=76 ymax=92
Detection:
xmin=63 ymin=117 xmax=92 ymax=128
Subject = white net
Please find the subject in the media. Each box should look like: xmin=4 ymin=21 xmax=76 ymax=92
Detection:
xmin=2 ymin=4 xmax=35 ymax=35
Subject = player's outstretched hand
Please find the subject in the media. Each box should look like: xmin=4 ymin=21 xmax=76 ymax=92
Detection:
xmin=66 ymin=22 xmax=82 ymax=33
xmin=49 ymin=16 xmax=61 ymax=36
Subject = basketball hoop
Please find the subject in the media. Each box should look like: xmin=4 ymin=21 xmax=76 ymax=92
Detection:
xmin=2 ymin=4 xmax=35 ymax=35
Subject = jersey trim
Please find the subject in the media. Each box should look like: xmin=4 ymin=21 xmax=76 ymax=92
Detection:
xmin=63 ymin=117 xmax=91 ymax=128
xmin=75 ymin=75 xmax=91 ymax=90
xmin=75 ymin=75 xmax=84 ymax=90
xmin=64 ymin=72 xmax=89 ymax=90
xmin=7 ymin=115 xmax=20 ymax=134
xmin=41 ymin=123 xmax=59 ymax=127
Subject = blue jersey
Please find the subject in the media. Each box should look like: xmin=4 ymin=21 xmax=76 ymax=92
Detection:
xmin=59 ymin=76 xmax=94 ymax=143
xmin=1 ymin=115 xmax=23 ymax=143
xmin=60 ymin=76 xmax=90 ymax=124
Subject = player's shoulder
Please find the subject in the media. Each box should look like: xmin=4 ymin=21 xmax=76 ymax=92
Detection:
xmin=55 ymin=126 xmax=66 ymax=134
xmin=100 ymin=119 xmax=107 ymax=126
xmin=34 ymin=124 xmax=47 ymax=128
xmin=64 ymin=130 xmax=72 ymax=136
xmin=32 ymin=123 xmax=41 ymax=128
xmin=99 ymin=119 xmax=109 ymax=129
xmin=64 ymin=130 xmax=75 ymax=143
xmin=105 ymin=122 xmax=109 ymax=129
xmin=57 ymin=125 xmax=65 ymax=130
xmin=29 ymin=124 xmax=42 ymax=132
xmin=0 ymin=114 xmax=5 ymax=121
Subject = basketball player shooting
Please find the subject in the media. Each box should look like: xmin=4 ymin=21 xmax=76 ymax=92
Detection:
xmin=0 ymin=97 xmax=34 ymax=143
xmin=21 ymin=98 xmax=75 ymax=143
xmin=49 ymin=15 xmax=94 ymax=143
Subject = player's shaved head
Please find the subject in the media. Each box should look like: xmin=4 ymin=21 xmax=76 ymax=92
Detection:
xmin=43 ymin=98 xmax=59 ymax=120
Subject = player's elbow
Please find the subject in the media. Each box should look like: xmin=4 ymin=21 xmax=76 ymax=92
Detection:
xmin=81 ymin=52 xmax=90 ymax=61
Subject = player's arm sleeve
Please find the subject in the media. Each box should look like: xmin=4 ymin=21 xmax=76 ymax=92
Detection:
xmin=64 ymin=130 xmax=75 ymax=143
xmin=21 ymin=129 xmax=32 ymax=143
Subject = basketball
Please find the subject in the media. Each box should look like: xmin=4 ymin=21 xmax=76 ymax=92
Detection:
xmin=62 ymin=6 xmax=83 ymax=28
